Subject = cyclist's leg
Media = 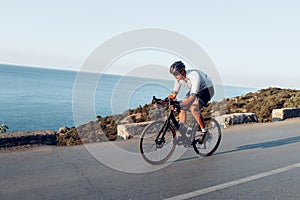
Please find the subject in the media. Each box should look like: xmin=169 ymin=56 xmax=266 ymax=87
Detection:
xmin=178 ymin=91 xmax=191 ymax=125
xmin=196 ymin=86 xmax=214 ymax=131
xmin=179 ymin=109 xmax=187 ymax=124
xmin=190 ymin=99 xmax=206 ymax=131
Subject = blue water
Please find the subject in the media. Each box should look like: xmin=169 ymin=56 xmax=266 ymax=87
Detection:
xmin=0 ymin=64 xmax=257 ymax=132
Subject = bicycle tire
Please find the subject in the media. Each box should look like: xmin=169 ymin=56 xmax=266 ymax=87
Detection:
xmin=139 ymin=120 xmax=176 ymax=165
xmin=192 ymin=117 xmax=221 ymax=157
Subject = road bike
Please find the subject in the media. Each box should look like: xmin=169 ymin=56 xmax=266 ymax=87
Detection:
xmin=139 ymin=96 xmax=222 ymax=165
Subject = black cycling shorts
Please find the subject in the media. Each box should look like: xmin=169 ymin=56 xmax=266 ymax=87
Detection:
xmin=185 ymin=86 xmax=214 ymax=107
xmin=197 ymin=86 xmax=214 ymax=107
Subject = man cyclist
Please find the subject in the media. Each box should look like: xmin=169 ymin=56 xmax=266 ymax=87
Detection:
xmin=168 ymin=61 xmax=214 ymax=137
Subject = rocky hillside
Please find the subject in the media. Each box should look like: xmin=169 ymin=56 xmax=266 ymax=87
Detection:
xmin=57 ymin=87 xmax=300 ymax=144
xmin=213 ymin=87 xmax=300 ymax=123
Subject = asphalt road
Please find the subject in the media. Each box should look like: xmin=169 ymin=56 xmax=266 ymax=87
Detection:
xmin=1 ymin=118 xmax=300 ymax=200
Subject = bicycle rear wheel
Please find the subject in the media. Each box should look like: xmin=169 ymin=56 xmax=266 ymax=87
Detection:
xmin=192 ymin=117 xmax=221 ymax=157
xmin=139 ymin=120 xmax=176 ymax=165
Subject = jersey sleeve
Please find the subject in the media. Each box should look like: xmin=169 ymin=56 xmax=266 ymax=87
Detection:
xmin=189 ymin=71 xmax=201 ymax=95
xmin=172 ymin=80 xmax=181 ymax=94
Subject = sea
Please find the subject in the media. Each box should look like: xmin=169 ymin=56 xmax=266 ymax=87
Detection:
xmin=0 ymin=64 xmax=257 ymax=132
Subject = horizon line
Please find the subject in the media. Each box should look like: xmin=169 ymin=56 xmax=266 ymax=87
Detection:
xmin=1 ymin=62 xmax=297 ymax=90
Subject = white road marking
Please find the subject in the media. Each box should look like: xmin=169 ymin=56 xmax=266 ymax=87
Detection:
xmin=165 ymin=162 xmax=300 ymax=200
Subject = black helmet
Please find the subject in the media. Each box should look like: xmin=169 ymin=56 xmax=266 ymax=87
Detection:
xmin=169 ymin=61 xmax=185 ymax=75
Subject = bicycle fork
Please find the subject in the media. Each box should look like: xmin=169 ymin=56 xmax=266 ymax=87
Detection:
xmin=154 ymin=120 xmax=171 ymax=148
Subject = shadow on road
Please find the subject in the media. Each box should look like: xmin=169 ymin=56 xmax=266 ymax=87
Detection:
xmin=217 ymin=135 xmax=300 ymax=155
xmin=174 ymin=136 xmax=300 ymax=163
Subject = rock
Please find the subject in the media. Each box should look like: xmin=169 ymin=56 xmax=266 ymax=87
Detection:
xmin=117 ymin=121 xmax=152 ymax=140
xmin=215 ymin=113 xmax=258 ymax=128
xmin=119 ymin=113 xmax=143 ymax=124
xmin=57 ymin=127 xmax=69 ymax=134
xmin=75 ymin=122 xmax=109 ymax=143
xmin=117 ymin=125 xmax=130 ymax=140
xmin=272 ymin=108 xmax=300 ymax=121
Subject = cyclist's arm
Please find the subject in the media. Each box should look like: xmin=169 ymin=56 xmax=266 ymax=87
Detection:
xmin=168 ymin=80 xmax=180 ymax=100
xmin=180 ymin=71 xmax=200 ymax=108
xmin=173 ymin=80 xmax=180 ymax=94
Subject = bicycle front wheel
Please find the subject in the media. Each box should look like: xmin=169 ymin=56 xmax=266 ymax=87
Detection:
xmin=139 ymin=120 xmax=176 ymax=165
xmin=192 ymin=117 xmax=222 ymax=157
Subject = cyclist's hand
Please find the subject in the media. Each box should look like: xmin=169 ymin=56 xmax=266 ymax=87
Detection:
xmin=167 ymin=93 xmax=176 ymax=100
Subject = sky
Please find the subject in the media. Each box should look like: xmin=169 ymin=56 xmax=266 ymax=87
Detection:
xmin=0 ymin=0 xmax=299 ymax=89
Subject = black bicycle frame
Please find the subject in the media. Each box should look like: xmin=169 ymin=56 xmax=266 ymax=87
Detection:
xmin=154 ymin=109 xmax=179 ymax=143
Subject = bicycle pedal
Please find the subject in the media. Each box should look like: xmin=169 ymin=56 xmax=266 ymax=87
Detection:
xmin=192 ymin=139 xmax=201 ymax=145
xmin=193 ymin=134 xmax=206 ymax=145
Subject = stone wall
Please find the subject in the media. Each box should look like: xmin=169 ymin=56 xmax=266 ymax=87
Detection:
xmin=214 ymin=113 xmax=258 ymax=128
xmin=117 ymin=122 xmax=151 ymax=140
xmin=272 ymin=108 xmax=300 ymax=121
xmin=0 ymin=130 xmax=56 ymax=148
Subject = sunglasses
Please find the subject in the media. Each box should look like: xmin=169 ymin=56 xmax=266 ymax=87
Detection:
xmin=172 ymin=71 xmax=181 ymax=76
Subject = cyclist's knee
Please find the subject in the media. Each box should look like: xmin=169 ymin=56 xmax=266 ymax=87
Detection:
xmin=190 ymin=105 xmax=199 ymax=113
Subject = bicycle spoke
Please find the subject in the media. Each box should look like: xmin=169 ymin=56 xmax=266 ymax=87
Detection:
xmin=143 ymin=144 xmax=157 ymax=153
xmin=140 ymin=121 xmax=176 ymax=165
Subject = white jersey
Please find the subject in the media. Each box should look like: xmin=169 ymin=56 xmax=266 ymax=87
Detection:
xmin=172 ymin=69 xmax=213 ymax=95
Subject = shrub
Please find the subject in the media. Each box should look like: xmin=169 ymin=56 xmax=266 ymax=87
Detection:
xmin=57 ymin=127 xmax=83 ymax=146
xmin=0 ymin=123 xmax=9 ymax=133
